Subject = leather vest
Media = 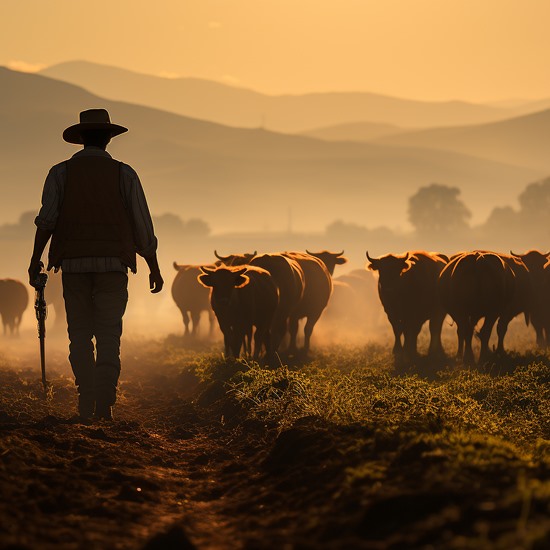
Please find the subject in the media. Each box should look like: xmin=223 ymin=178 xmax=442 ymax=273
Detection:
xmin=48 ymin=156 xmax=137 ymax=272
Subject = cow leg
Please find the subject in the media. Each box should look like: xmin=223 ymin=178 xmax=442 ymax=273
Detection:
xmin=190 ymin=310 xmax=201 ymax=337
xmin=388 ymin=317 xmax=403 ymax=363
xmin=403 ymin=320 xmax=423 ymax=366
xmin=303 ymin=312 xmax=322 ymax=353
xmin=253 ymin=324 xmax=271 ymax=361
xmin=180 ymin=309 xmax=190 ymax=336
xmin=287 ymin=315 xmax=299 ymax=353
xmin=230 ymin=329 xmax=245 ymax=358
xmin=270 ymin=315 xmax=287 ymax=354
xmin=460 ymin=321 xmax=475 ymax=366
xmin=479 ymin=315 xmax=498 ymax=363
xmin=428 ymin=310 xmax=446 ymax=358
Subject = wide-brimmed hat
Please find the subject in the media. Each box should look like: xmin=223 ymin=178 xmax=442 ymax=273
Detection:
xmin=63 ymin=109 xmax=128 ymax=144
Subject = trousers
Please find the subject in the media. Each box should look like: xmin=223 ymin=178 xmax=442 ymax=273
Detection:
xmin=62 ymin=272 xmax=128 ymax=406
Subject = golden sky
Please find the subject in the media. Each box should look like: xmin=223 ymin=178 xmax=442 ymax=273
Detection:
xmin=2 ymin=0 xmax=549 ymax=101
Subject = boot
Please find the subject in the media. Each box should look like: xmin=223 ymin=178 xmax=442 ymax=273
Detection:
xmin=94 ymin=393 xmax=114 ymax=421
xmin=94 ymin=402 xmax=113 ymax=421
xmin=78 ymin=392 xmax=95 ymax=420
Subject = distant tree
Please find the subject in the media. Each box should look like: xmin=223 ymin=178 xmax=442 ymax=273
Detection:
xmin=0 ymin=211 xmax=37 ymax=239
xmin=184 ymin=218 xmax=211 ymax=237
xmin=408 ymin=183 xmax=471 ymax=235
xmin=153 ymin=213 xmax=185 ymax=235
xmin=518 ymin=177 xmax=550 ymax=227
xmin=484 ymin=206 xmax=518 ymax=232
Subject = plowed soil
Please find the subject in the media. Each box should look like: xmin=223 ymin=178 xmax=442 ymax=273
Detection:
xmin=1 ymin=338 xmax=550 ymax=550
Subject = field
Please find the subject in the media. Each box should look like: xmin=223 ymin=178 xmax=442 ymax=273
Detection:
xmin=1 ymin=333 xmax=550 ymax=549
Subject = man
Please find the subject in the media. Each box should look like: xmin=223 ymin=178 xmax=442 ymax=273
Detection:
xmin=28 ymin=109 xmax=164 ymax=421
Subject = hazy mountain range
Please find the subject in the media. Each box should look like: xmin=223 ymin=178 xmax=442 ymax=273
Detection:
xmin=0 ymin=67 xmax=546 ymax=235
xmin=39 ymin=60 xmax=547 ymax=133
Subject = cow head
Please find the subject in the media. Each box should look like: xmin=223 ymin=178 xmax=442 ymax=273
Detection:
xmin=305 ymin=250 xmax=348 ymax=276
xmin=198 ymin=267 xmax=250 ymax=305
xmin=214 ymin=250 xmax=257 ymax=266
xmin=366 ymin=251 xmax=413 ymax=279
xmin=510 ymin=250 xmax=550 ymax=272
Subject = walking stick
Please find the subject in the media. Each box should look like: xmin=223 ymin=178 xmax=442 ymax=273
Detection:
xmin=33 ymin=272 xmax=48 ymax=393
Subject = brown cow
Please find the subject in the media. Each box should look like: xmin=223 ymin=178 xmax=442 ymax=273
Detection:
xmin=367 ymin=251 xmax=447 ymax=368
xmin=198 ymin=265 xmax=278 ymax=359
xmin=0 ymin=279 xmax=29 ymax=336
xmin=172 ymin=263 xmax=216 ymax=337
xmin=439 ymin=251 xmax=515 ymax=366
xmin=283 ymin=252 xmax=332 ymax=354
xmin=495 ymin=253 xmax=531 ymax=353
xmin=510 ymin=250 xmax=550 ymax=348
xmin=248 ymin=253 xmax=305 ymax=353
xmin=305 ymin=250 xmax=348 ymax=276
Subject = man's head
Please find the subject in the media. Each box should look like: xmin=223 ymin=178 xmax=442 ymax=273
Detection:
xmin=63 ymin=109 xmax=127 ymax=146
xmin=81 ymin=129 xmax=111 ymax=150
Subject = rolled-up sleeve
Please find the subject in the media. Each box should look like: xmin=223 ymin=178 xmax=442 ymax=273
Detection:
xmin=120 ymin=164 xmax=158 ymax=258
xmin=35 ymin=163 xmax=65 ymax=232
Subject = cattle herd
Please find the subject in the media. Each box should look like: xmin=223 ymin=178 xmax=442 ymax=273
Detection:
xmin=2 ymin=249 xmax=549 ymax=371
xmin=173 ymin=249 xmax=550 ymax=369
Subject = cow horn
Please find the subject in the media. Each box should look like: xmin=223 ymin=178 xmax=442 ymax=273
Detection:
xmin=200 ymin=266 xmax=216 ymax=274
xmin=366 ymin=251 xmax=375 ymax=262
xmin=173 ymin=261 xmax=180 ymax=271
xmin=337 ymin=250 xmax=344 ymax=256
xmin=214 ymin=250 xmax=228 ymax=261
xmin=510 ymin=250 xmax=520 ymax=258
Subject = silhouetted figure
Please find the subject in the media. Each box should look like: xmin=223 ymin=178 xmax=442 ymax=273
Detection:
xmin=28 ymin=109 xmax=164 ymax=420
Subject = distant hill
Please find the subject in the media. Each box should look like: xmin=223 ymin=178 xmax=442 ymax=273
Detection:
xmin=39 ymin=60 xmax=526 ymax=133
xmin=301 ymin=121 xmax=409 ymax=142
xmin=0 ymin=67 xmax=541 ymax=237
xmin=377 ymin=109 xmax=550 ymax=172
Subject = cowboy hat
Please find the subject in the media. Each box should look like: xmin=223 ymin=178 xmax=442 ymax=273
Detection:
xmin=63 ymin=108 xmax=128 ymax=144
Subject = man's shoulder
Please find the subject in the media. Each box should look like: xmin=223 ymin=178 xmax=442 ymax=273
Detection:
xmin=119 ymin=162 xmax=139 ymax=180
xmin=48 ymin=159 xmax=69 ymax=177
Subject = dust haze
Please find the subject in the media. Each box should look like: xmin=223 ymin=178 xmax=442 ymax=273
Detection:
xmin=2 ymin=54 xmax=550 ymax=377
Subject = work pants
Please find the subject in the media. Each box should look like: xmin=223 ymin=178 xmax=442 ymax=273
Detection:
xmin=62 ymin=272 xmax=128 ymax=406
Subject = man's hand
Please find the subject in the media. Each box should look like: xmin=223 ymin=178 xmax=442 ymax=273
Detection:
xmin=144 ymin=253 xmax=163 ymax=293
xmin=28 ymin=259 xmax=44 ymax=287
xmin=149 ymin=270 xmax=164 ymax=293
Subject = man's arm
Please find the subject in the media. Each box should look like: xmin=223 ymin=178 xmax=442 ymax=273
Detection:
xmin=29 ymin=166 xmax=62 ymax=286
xmin=121 ymin=164 xmax=163 ymax=293
xmin=28 ymin=227 xmax=53 ymax=286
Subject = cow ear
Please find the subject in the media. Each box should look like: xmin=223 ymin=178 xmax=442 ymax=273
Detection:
xmin=197 ymin=274 xmax=213 ymax=287
xmin=367 ymin=260 xmax=379 ymax=271
xmin=235 ymin=274 xmax=250 ymax=289
xmin=336 ymin=256 xmax=348 ymax=265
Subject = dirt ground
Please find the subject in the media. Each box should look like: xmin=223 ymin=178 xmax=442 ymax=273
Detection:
xmin=1 ymin=336 xmax=550 ymax=549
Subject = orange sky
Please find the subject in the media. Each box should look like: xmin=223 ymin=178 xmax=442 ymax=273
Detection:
xmin=2 ymin=0 xmax=549 ymax=101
